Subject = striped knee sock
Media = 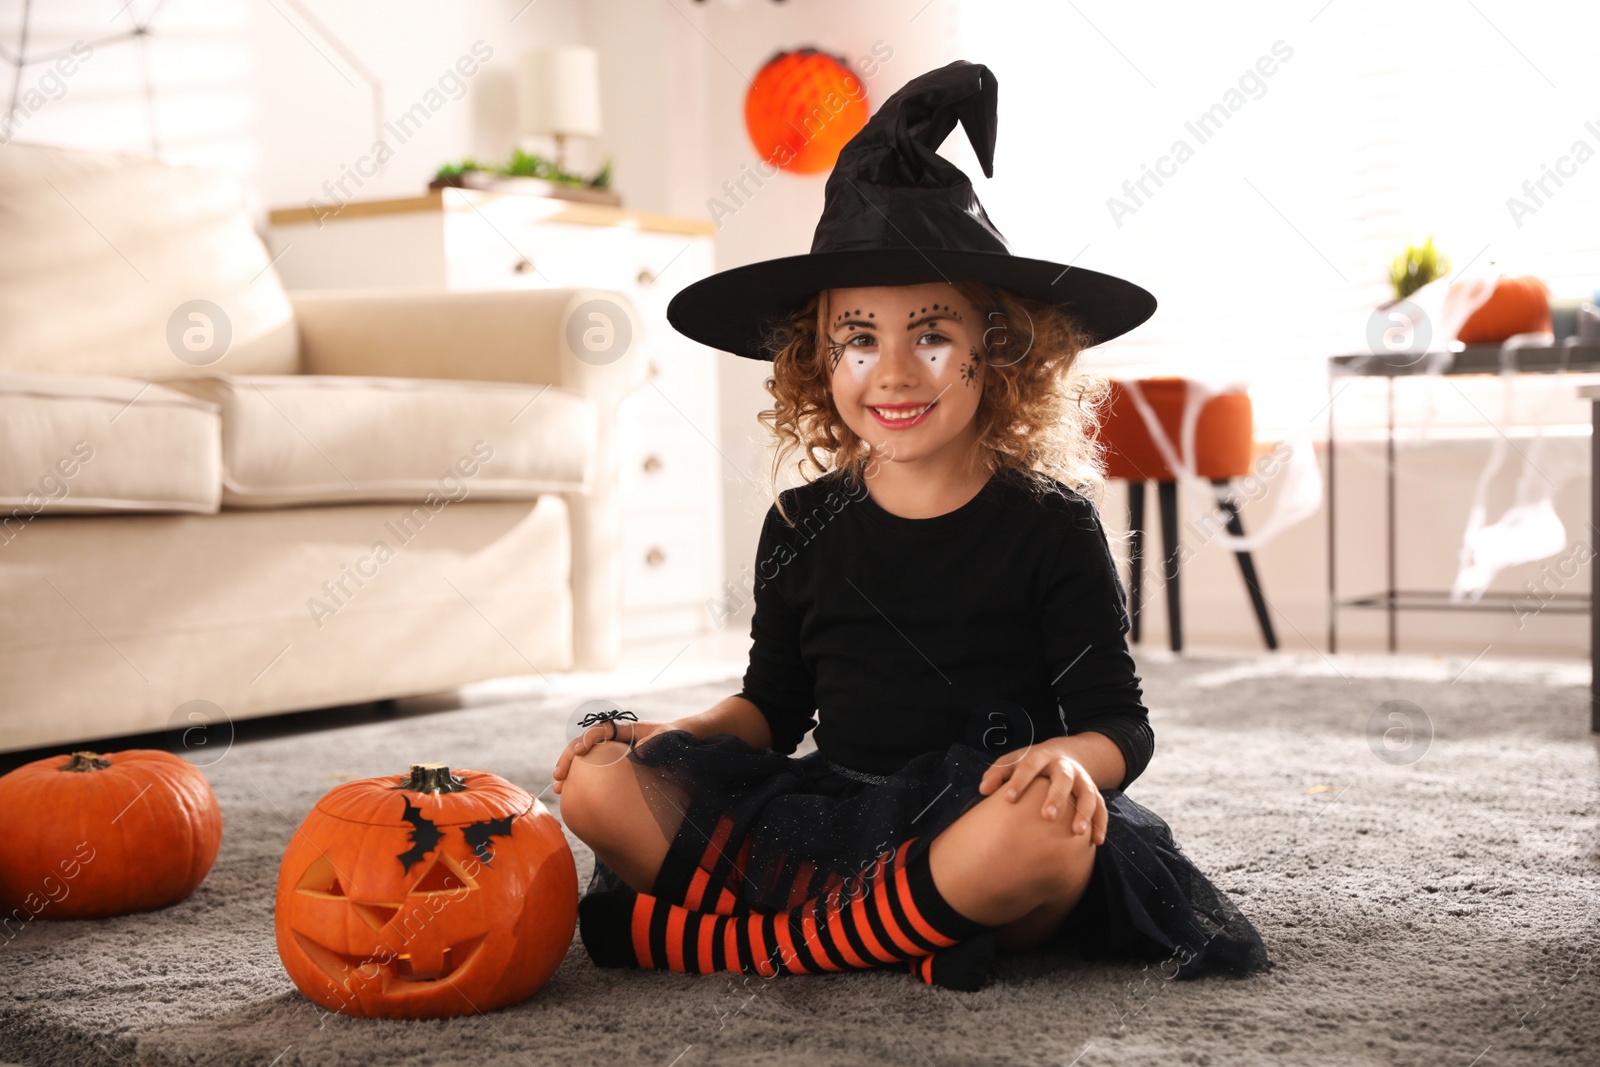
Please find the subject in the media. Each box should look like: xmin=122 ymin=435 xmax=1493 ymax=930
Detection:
xmin=579 ymin=839 xmax=988 ymax=976
xmin=649 ymin=862 xmax=995 ymax=988
xmin=653 ymin=810 xmax=838 ymax=918
xmin=636 ymin=837 xmax=998 ymax=990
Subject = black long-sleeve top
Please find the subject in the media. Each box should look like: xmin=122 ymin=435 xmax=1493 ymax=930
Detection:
xmin=737 ymin=465 xmax=1155 ymax=787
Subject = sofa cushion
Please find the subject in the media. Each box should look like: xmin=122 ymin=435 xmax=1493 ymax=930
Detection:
xmin=0 ymin=142 xmax=298 ymax=380
xmin=0 ymin=373 xmax=222 ymax=520
xmin=164 ymin=375 xmax=595 ymax=508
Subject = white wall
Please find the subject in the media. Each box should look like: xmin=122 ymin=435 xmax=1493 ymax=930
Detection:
xmin=0 ymin=1 xmax=610 ymax=214
xmin=955 ymin=0 xmax=1600 ymax=436
xmin=1 ymin=0 xmax=257 ymax=166
xmin=247 ymin=0 xmax=621 ymax=225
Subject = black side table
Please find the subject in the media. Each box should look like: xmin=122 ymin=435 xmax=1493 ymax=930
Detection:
xmin=1325 ymin=342 xmax=1600 ymax=732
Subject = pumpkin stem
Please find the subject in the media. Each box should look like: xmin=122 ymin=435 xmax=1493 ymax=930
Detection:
xmin=396 ymin=763 xmax=467 ymax=794
xmin=61 ymin=752 xmax=113 ymax=772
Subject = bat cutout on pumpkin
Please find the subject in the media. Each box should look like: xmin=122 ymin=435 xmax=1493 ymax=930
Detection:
xmin=396 ymin=798 xmax=444 ymax=873
xmin=462 ymin=815 xmax=515 ymax=866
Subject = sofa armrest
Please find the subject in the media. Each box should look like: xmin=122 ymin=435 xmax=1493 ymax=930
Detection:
xmin=289 ymin=286 xmax=648 ymax=673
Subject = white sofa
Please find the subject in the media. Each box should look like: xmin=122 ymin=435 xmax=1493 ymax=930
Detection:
xmin=0 ymin=143 xmax=646 ymax=753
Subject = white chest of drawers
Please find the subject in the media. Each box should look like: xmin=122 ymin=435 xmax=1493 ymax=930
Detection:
xmin=266 ymin=191 xmax=725 ymax=646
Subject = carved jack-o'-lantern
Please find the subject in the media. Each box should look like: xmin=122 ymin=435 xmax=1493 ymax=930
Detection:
xmin=274 ymin=763 xmax=576 ymax=1019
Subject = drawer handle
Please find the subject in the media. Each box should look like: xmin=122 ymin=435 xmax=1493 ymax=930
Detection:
xmin=513 ymin=259 xmax=536 ymax=274
xmin=637 ymin=268 xmax=657 ymax=287
xmin=642 ymin=453 xmax=663 ymax=474
xmin=644 ymin=546 xmax=666 ymax=566
xmin=647 ymin=360 xmax=659 ymax=380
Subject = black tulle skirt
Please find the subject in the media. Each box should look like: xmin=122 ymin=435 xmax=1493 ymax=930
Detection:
xmin=583 ymin=728 xmax=1272 ymax=980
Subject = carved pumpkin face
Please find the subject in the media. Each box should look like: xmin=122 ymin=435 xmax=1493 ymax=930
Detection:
xmin=273 ymin=764 xmax=576 ymax=1019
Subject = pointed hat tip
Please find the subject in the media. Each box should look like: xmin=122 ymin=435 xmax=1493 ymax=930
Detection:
xmin=835 ymin=58 xmax=998 ymax=183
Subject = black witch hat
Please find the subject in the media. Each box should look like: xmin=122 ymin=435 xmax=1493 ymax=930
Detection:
xmin=666 ymin=59 xmax=1156 ymax=360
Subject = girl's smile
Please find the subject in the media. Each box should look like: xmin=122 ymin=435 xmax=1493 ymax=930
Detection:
xmin=867 ymin=399 xmax=939 ymax=429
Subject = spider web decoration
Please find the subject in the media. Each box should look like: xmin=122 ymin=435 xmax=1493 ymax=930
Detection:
xmin=1 ymin=0 xmax=164 ymax=152
xmin=1 ymin=0 xmax=383 ymax=163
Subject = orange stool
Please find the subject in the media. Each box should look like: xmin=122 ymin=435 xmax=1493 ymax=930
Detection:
xmin=1098 ymin=377 xmax=1277 ymax=652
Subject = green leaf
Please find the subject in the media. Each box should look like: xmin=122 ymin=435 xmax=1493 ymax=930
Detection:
xmin=1388 ymin=236 xmax=1451 ymax=301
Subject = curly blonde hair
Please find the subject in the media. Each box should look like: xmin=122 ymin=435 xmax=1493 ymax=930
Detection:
xmin=755 ymin=280 xmax=1111 ymax=526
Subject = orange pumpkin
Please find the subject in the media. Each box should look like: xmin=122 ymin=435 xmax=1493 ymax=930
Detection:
xmin=745 ymin=49 xmax=870 ymax=174
xmin=0 ymin=749 xmax=222 ymax=920
xmin=1455 ymin=274 xmax=1551 ymax=344
xmin=274 ymin=763 xmax=576 ymax=1019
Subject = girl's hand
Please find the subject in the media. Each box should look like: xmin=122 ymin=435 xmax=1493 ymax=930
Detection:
xmin=976 ymin=739 xmax=1108 ymax=844
xmin=551 ymin=718 xmax=678 ymax=794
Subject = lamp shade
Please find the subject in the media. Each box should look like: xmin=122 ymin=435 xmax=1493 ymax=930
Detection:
xmin=519 ymin=46 xmax=602 ymax=138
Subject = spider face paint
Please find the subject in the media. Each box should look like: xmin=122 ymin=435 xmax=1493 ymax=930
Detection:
xmin=825 ymin=336 xmax=848 ymax=374
xmin=960 ymin=346 xmax=981 ymax=387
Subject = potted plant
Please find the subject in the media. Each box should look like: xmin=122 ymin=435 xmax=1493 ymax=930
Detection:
xmin=1388 ymin=236 xmax=1450 ymax=303
xmin=1367 ymin=237 xmax=1452 ymax=357
xmin=429 ymin=149 xmax=620 ymax=206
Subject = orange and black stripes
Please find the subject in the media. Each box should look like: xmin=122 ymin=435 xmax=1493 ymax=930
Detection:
xmin=658 ymin=814 xmax=823 ymax=920
xmin=606 ymin=837 xmax=988 ymax=978
xmin=653 ymin=811 xmax=746 ymax=916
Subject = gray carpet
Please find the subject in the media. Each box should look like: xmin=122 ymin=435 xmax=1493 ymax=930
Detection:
xmin=2 ymin=652 xmax=1597 ymax=1067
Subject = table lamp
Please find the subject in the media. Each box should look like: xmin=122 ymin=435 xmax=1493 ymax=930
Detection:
xmin=518 ymin=46 xmax=602 ymax=169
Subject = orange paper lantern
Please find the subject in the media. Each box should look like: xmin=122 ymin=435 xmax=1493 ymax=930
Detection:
xmin=744 ymin=49 xmax=870 ymax=174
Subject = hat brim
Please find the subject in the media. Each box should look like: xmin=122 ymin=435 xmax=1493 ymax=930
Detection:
xmin=665 ymin=249 xmax=1156 ymax=360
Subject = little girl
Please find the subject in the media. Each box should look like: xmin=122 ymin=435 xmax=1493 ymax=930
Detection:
xmin=551 ymin=60 xmax=1272 ymax=991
